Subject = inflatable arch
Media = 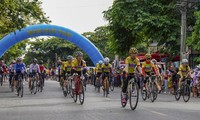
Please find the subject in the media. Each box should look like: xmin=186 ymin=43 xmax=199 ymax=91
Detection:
xmin=0 ymin=24 xmax=104 ymax=65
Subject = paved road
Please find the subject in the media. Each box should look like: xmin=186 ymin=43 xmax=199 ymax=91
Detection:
xmin=0 ymin=80 xmax=200 ymax=120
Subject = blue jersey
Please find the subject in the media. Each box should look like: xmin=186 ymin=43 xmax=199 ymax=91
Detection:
xmin=14 ymin=63 xmax=26 ymax=73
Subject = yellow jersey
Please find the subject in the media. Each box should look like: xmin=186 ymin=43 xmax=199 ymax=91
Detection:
xmin=60 ymin=61 xmax=72 ymax=73
xmin=142 ymin=61 xmax=155 ymax=73
xmin=102 ymin=63 xmax=112 ymax=73
xmin=125 ymin=56 xmax=140 ymax=73
xmin=95 ymin=63 xmax=103 ymax=73
xmin=178 ymin=65 xmax=190 ymax=77
xmin=72 ymin=59 xmax=86 ymax=72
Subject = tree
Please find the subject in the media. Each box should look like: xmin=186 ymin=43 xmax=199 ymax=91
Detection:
xmin=187 ymin=11 xmax=200 ymax=63
xmin=103 ymin=0 xmax=198 ymax=57
xmin=0 ymin=0 xmax=50 ymax=35
xmin=0 ymin=0 xmax=50 ymax=64
xmin=82 ymin=26 xmax=115 ymax=62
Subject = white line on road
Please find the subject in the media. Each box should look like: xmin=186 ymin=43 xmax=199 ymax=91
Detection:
xmin=149 ymin=110 xmax=167 ymax=116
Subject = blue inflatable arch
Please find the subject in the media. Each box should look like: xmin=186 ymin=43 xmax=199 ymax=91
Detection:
xmin=0 ymin=24 xmax=104 ymax=65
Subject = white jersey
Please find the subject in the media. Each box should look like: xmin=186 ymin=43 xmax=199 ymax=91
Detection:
xmin=29 ymin=63 xmax=40 ymax=73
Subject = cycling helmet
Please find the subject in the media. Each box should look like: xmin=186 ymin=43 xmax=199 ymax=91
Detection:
xmin=197 ymin=65 xmax=200 ymax=69
xmin=182 ymin=59 xmax=188 ymax=63
xmin=145 ymin=53 xmax=151 ymax=59
xmin=76 ymin=51 xmax=83 ymax=57
xmin=129 ymin=47 xmax=138 ymax=54
xmin=67 ymin=55 xmax=73 ymax=60
xmin=39 ymin=60 xmax=43 ymax=64
xmin=152 ymin=59 xmax=157 ymax=63
xmin=104 ymin=57 xmax=110 ymax=63
xmin=99 ymin=60 xmax=103 ymax=64
xmin=17 ymin=57 xmax=22 ymax=61
xmin=33 ymin=58 xmax=37 ymax=63
xmin=12 ymin=60 xmax=16 ymax=64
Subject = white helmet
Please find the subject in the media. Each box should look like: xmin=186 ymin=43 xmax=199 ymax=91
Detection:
xmin=104 ymin=57 xmax=110 ymax=63
xmin=197 ymin=65 xmax=200 ymax=69
xmin=182 ymin=59 xmax=188 ymax=63
xmin=152 ymin=59 xmax=157 ymax=63
xmin=99 ymin=60 xmax=103 ymax=64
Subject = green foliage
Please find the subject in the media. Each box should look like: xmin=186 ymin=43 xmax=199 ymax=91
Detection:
xmin=188 ymin=11 xmax=200 ymax=63
xmin=0 ymin=0 xmax=50 ymax=64
xmin=0 ymin=0 xmax=50 ymax=34
xmin=104 ymin=0 xmax=198 ymax=57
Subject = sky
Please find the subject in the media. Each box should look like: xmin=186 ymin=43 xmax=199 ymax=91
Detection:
xmin=41 ymin=0 xmax=113 ymax=34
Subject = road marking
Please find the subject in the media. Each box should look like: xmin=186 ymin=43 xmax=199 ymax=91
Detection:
xmin=150 ymin=110 xmax=167 ymax=116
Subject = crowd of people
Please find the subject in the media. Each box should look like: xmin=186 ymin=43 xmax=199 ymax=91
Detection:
xmin=0 ymin=48 xmax=200 ymax=106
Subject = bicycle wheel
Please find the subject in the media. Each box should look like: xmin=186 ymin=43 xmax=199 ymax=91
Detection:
xmin=150 ymin=82 xmax=155 ymax=102
xmin=105 ymin=78 xmax=109 ymax=97
xmin=153 ymin=83 xmax=158 ymax=101
xmin=34 ymin=80 xmax=37 ymax=94
xmin=0 ymin=75 xmax=3 ymax=86
xmin=183 ymin=84 xmax=190 ymax=102
xmin=20 ymin=79 xmax=24 ymax=98
xmin=175 ymin=89 xmax=181 ymax=101
xmin=40 ymin=80 xmax=43 ymax=92
xmin=110 ymin=80 xmax=114 ymax=92
xmin=70 ymin=80 xmax=74 ymax=98
xmin=79 ymin=81 xmax=85 ymax=105
xmin=121 ymin=92 xmax=127 ymax=108
xmin=17 ymin=83 xmax=20 ymax=97
xmin=129 ymin=82 xmax=139 ymax=110
xmin=141 ymin=84 xmax=147 ymax=101
xmin=11 ymin=77 xmax=14 ymax=92
xmin=73 ymin=90 xmax=78 ymax=102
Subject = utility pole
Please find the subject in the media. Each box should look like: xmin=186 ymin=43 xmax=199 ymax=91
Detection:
xmin=180 ymin=0 xmax=188 ymax=62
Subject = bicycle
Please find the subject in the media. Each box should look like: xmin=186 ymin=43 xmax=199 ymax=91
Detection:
xmin=175 ymin=77 xmax=192 ymax=102
xmin=30 ymin=74 xmax=38 ymax=95
xmin=103 ymin=75 xmax=109 ymax=97
xmin=72 ymin=73 xmax=85 ymax=105
xmin=121 ymin=74 xmax=139 ymax=110
xmin=141 ymin=75 xmax=158 ymax=102
xmin=63 ymin=73 xmax=72 ymax=97
xmin=37 ymin=74 xmax=44 ymax=92
xmin=110 ymin=76 xmax=115 ymax=92
xmin=95 ymin=75 xmax=102 ymax=93
xmin=0 ymin=73 xmax=3 ymax=86
xmin=10 ymin=75 xmax=15 ymax=92
xmin=16 ymin=73 xmax=24 ymax=98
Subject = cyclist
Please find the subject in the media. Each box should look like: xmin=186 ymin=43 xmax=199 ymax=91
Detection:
xmin=72 ymin=51 xmax=87 ymax=75
xmin=14 ymin=58 xmax=26 ymax=94
xmin=151 ymin=59 xmax=162 ymax=93
xmin=71 ymin=51 xmax=87 ymax=89
xmin=95 ymin=60 xmax=103 ymax=87
xmin=102 ymin=57 xmax=112 ymax=93
xmin=142 ymin=53 xmax=160 ymax=92
xmin=60 ymin=55 xmax=73 ymax=94
xmin=178 ymin=59 xmax=192 ymax=90
xmin=29 ymin=58 xmax=41 ymax=90
xmin=39 ymin=60 xmax=45 ymax=87
xmin=122 ymin=48 xmax=141 ymax=103
xmin=8 ymin=60 xmax=15 ymax=87
xmin=0 ymin=60 xmax=7 ymax=82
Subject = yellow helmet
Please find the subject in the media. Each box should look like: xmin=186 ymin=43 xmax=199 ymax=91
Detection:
xmin=145 ymin=53 xmax=151 ymax=59
xmin=129 ymin=47 xmax=138 ymax=54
